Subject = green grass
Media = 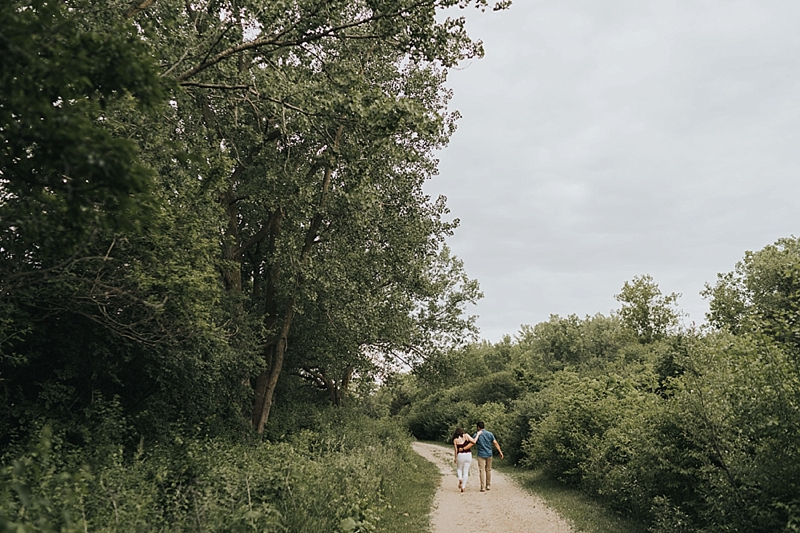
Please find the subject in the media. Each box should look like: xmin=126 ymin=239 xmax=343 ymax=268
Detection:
xmin=379 ymin=444 xmax=440 ymax=532
xmin=494 ymin=463 xmax=649 ymax=533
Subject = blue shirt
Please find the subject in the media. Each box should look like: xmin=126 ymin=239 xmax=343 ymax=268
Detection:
xmin=473 ymin=430 xmax=495 ymax=458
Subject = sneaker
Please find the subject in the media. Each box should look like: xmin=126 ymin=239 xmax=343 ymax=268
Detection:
xmin=480 ymin=488 xmax=486 ymax=492
xmin=486 ymin=486 xmax=491 ymax=491
xmin=458 ymin=480 xmax=462 ymax=490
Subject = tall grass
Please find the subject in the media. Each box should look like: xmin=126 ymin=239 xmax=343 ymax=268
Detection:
xmin=0 ymin=411 xmax=435 ymax=533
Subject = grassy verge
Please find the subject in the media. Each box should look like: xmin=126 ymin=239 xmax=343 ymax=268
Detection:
xmin=494 ymin=463 xmax=648 ymax=533
xmin=379 ymin=443 xmax=440 ymax=532
xmin=0 ymin=415 xmax=443 ymax=533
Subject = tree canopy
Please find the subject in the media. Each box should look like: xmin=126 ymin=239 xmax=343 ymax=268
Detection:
xmin=1 ymin=0 xmax=497 ymax=444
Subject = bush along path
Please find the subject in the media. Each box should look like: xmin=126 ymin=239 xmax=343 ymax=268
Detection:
xmin=412 ymin=442 xmax=573 ymax=533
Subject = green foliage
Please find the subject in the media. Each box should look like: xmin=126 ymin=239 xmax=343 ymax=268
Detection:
xmin=0 ymin=0 xmax=165 ymax=259
xmin=2 ymin=1 xmax=494 ymax=531
xmin=125 ymin=0 xmax=491 ymax=429
xmin=704 ymin=236 xmax=800 ymax=353
xmin=0 ymin=427 xmax=92 ymax=533
xmin=402 ymin=342 xmax=525 ymax=441
xmin=453 ymin=371 xmax=522 ymax=407
xmin=522 ymin=371 xmax=656 ymax=486
xmin=377 ymin=447 xmax=438 ymax=533
xmin=0 ymin=414 xmax=425 ymax=533
xmin=516 ymin=313 xmax=635 ymax=371
xmin=406 ymin=392 xmax=475 ymax=441
xmin=2 ymin=0 xmax=491 ymax=452
xmin=0 ymin=0 xmax=249 ymax=451
xmin=412 ymin=342 xmax=493 ymax=389
xmin=668 ymin=333 xmax=800 ymax=532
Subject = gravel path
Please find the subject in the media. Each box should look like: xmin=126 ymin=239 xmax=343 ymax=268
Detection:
xmin=411 ymin=442 xmax=574 ymax=533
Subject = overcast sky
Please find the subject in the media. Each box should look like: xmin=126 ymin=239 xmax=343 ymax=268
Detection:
xmin=426 ymin=0 xmax=800 ymax=342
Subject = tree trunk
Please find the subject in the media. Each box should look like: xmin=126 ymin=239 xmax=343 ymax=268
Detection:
xmin=251 ymin=128 xmax=341 ymax=433
xmin=330 ymin=367 xmax=354 ymax=406
xmin=339 ymin=367 xmax=354 ymax=405
xmin=253 ymin=298 xmax=295 ymax=433
xmin=251 ymin=209 xmax=282 ymax=429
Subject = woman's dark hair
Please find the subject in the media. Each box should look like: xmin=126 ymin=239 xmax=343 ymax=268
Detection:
xmin=451 ymin=427 xmax=465 ymax=442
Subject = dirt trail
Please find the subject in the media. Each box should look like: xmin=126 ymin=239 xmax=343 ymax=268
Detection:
xmin=411 ymin=442 xmax=574 ymax=533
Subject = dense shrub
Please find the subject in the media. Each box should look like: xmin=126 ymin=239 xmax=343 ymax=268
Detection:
xmin=503 ymin=392 xmax=548 ymax=464
xmin=452 ymin=371 xmax=523 ymax=407
xmin=581 ymin=396 xmax=705 ymax=524
xmin=532 ymin=332 xmax=800 ymax=533
xmin=664 ymin=333 xmax=800 ymax=532
xmin=405 ymin=393 xmax=475 ymax=441
xmin=404 ymin=373 xmax=517 ymax=443
xmin=522 ymin=372 xmax=652 ymax=486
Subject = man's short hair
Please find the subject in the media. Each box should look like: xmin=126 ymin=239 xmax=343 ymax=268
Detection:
xmin=476 ymin=421 xmax=485 ymax=429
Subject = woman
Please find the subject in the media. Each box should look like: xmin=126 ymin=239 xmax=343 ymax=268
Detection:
xmin=452 ymin=427 xmax=478 ymax=492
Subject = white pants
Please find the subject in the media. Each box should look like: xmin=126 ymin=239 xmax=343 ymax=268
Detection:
xmin=457 ymin=452 xmax=472 ymax=488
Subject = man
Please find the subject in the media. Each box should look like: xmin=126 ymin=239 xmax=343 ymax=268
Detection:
xmin=473 ymin=421 xmax=503 ymax=492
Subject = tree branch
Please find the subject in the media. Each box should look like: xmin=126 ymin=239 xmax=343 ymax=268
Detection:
xmin=261 ymin=95 xmax=317 ymax=116
xmin=161 ymin=49 xmax=191 ymax=78
xmin=180 ymin=82 xmax=252 ymax=90
xmin=175 ymin=1 xmax=435 ymax=82
xmin=235 ymin=208 xmax=283 ymax=260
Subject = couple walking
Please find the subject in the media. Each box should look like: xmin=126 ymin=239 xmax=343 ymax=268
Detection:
xmin=452 ymin=421 xmax=504 ymax=493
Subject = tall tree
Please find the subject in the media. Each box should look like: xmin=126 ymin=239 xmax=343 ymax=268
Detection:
xmin=129 ymin=0 xmax=498 ymax=431
xmin=1 ymin=0 xmax=499 ymax=441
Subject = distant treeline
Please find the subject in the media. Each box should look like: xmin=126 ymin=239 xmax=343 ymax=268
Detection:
xmin=392 ymin=238 xmax=800 ymax=533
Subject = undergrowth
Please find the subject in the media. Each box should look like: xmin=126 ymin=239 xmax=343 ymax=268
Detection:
xmin=0 ymin=411 xmax=433 ymax=533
